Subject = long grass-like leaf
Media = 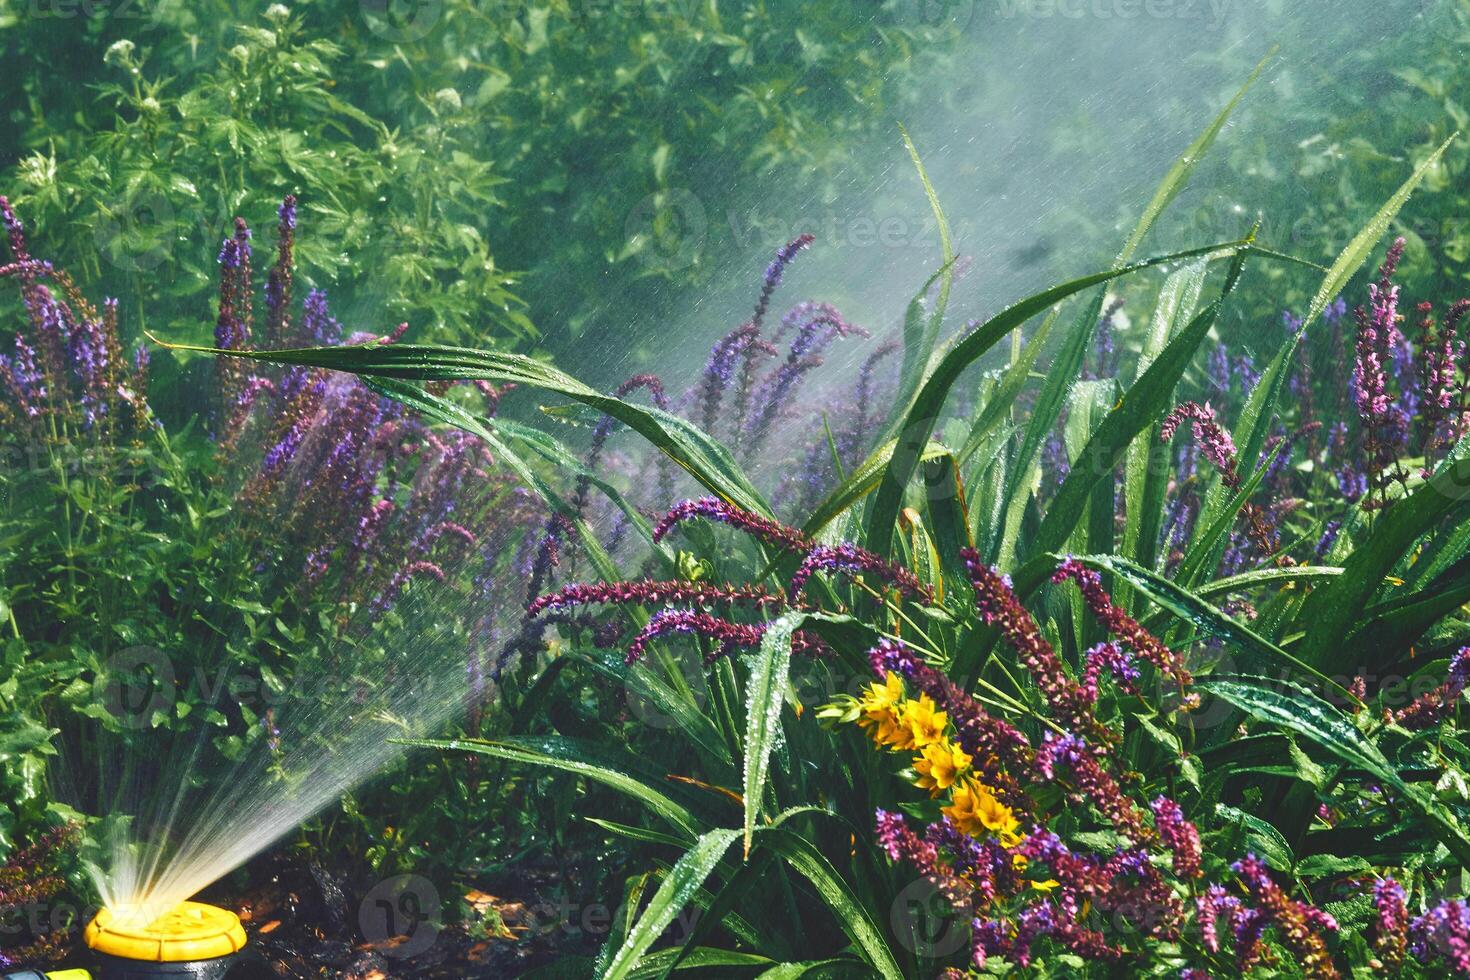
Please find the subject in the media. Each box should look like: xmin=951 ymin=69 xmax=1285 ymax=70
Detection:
xmin=743 ymin=612 xmax=803 ymax=857
xmin=1060 ymin=554 xmax=1351 ymax=698
xmin=753 ymin=961 xmax=858 ymax=979
xmin=627 ymin=949 xmax=775 ymax=979
xmin=957 ymin=306 xmax=1059 ymax=467
xmin=399 ymin=736 xmax=706 ymax=837
xmin=1298 ymin=437 xmax=1470 ymax=668
xmin=148 ymin=334 xmax=771 ymax=517
xmin=600 ymin=828 xmax=742 ymax=980
xmin=1028 ymin=243 xmax=1251 ymax=560
xmin=1347 ymin=559 xmax=1470 ymax=657
xmin=801 ymin=438 xmax=950 ymax=538
xmin=361 ymin=377 xmax=622 ymax=581
xmin=1121 ymin=260 xmax=1208 ymax=574
xmin=578 ymin=651 xmax=733 ymax=767
xmin=763 ymin=830 xmax=903 ymax=979
xmin=1193 ymin=565 xmax=1343 ymax=599
xmin=862 ymin=239 xmax=1249 ymax=559
xmin=1198 ymin=676 xmax=1470 ymax=866
xmin=1118 ymin=52 xmax=1273 ymax=265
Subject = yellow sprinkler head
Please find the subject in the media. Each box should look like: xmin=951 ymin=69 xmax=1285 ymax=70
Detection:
xmin=82 ymin=902 xmax=258 ymax=980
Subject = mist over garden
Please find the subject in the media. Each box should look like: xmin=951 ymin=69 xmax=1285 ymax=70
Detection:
xmin=3 ymin=2 xmax=1470 ymax=977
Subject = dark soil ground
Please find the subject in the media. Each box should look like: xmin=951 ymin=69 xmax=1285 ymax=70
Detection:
xmin=31 ymin=850 xmax=595 ymax=979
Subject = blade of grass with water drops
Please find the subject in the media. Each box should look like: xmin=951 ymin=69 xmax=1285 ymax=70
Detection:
xmin=598 ymin=828 xmax=743 ymax=980
xmin=742 ymin=612 xmax=802 ymax=858
xmin=1198 ymin=676 xmax=1470 ymax=866
xmin=872 ymin=126 xmax=955 ymax=442
xmin=1192 ymin=565 xmax=1344 ymax=600
xmin=1121 ymin=259 xmax=1208 ymax=574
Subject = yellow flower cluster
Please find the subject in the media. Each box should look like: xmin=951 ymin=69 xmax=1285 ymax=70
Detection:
xmin=856 ymin=674 xmax=948 ymax=751
xmin=943 ymin=777 xmax=1022 ymax=848
xmin=855 ymin=672 xmax=1021 ymax=847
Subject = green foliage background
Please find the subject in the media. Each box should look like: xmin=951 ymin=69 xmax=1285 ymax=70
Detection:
xmin=5 ymin=1 xmax=1470 ymax=974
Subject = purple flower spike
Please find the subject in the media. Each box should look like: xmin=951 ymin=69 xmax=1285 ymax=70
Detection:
xmin=653 ymin=497 xmax=813 ymax=554
xmin=1391 ymin=647 xmax=1470 ymax=729
xmin=752 ymin=233 xmax=814 ymax=331
xmin=1150 ymin=796 xmax=1201 ymax=879
xmin=624 ymin=609 xmax=767 ymax=664
xmin=1373 ymin=877 xmax=1408 ymax=969
xmin=1161 ymin=402 xmax=1238 ymax=488
xmin=788 ymin=542 xmax=933 ymax=604
xmin=700 ymin=322 xmax=777 ymax=435
xmin=963 ymin=548 xmax=1115 ymax=749
xmin=527 ymin=580 xmax=788 ymax=618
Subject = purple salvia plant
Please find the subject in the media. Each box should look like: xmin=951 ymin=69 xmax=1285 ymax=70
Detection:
xmin=653 ymin=496 xmax=814 ymax=554
xmin=751 ymin=233 xmax=814 ymax=332
xmin=1373 ymin=877 xmax=1409 ymax=970
xmin=1410 ymin=900 xmax=1470 ymax=974
xmin=0 ymin=199 xmax=148 ymax=435
xmin=1161 ymin=401 xmax=1283 ymax=566
xmin=699 ymin=322 xmax=775 ymax=437
xmin=1230 ymin=854 xmax=1340 ymax=979
xmin=264 ymin=194 xmax=296 ymax=347
xmin=1389 ymin=647 xmax=1470 ymax=730
xmin=744 ymin=304 xmax=869 ymax=455
xmin=213 ymin=217 xmax=255 ymax=417
xmin=837 ymin=337 xmax=900 ymax=469
xmin=1352 ymin=238 xmax=1413 ymax=510
xmin=624 ymin=609 xmax=767 ymax=664
xmin=527 ymin=580 xmax=789 ymax=617
xmin=788 ymin=541 xmax=934 ymax=604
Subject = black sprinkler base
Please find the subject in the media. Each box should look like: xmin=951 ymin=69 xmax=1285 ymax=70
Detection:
xmin=93 ymin=953 xmax=273 ymax=980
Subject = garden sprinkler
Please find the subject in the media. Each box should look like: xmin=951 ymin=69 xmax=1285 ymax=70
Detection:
xmin=2 ymin=901 xmax=268 ymax=980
